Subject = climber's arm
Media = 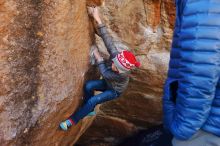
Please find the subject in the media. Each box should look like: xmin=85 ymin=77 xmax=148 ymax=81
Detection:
xmin=89 ymin=7 xmax=119 ymax=59
xmin=93 ymin=47 xmax=104 ymax=62
xmin=97 ymin=24 xmax=118 ymax=59
xmin=93 ymin=48 xmax=122 ymax=81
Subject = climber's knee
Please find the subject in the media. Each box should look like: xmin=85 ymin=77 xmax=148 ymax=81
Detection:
xmin=84 ymin=80 xmax=95 ymax=92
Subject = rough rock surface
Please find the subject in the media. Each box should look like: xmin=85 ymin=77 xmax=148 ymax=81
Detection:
xmin=0 ymin=0 xmax=96 ymax=145
xmin=77 ymin=0 xmax=175 ymax=145
xmin=0 ymin=0 xmax=176 ymax=145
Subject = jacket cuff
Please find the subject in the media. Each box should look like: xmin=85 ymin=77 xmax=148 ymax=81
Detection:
xmin=97 ymin=24 xmax=106 ymax=35
xmin=97 ymin=24 xmax=106 ymax=29
xmin=97 ymin=60 xmax=105 ymax=65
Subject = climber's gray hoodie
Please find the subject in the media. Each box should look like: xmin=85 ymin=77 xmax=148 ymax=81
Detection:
xmin=97 ymin=24 xmax=129 ymax=94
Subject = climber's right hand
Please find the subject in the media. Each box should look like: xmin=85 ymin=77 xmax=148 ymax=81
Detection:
xmin=93 ymin=47 xmax=104 ymax=62
xmin=87 ymin=7 xmax=102 ymax=25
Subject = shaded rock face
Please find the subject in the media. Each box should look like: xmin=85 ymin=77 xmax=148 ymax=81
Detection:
xmin=0 ymin=0 xmax=96 ymax=145
xmin=77 ymin=0 xmax=175 ymax=146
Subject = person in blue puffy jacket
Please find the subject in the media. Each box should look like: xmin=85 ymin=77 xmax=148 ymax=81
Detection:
xmin=163 ymin=0 xmax=220 ymax=146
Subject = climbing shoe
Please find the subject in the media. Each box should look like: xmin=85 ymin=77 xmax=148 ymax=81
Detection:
xmin=59 ymin=119 xmax=73 ymax=131
xmin=87 ymin=111 xmax=96 ymax=116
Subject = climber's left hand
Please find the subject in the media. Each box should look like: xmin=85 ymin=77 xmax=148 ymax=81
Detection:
xmin=87 ymin=7 xmax=102 ymax=25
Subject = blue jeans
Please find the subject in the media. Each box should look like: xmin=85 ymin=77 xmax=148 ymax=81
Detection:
xmin=69 ymin=79 xmax=120 ymax=124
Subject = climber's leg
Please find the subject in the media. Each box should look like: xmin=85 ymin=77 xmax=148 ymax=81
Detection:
xmin=84 ymin=79 xmax=108 ymax=116
xmin=60 ymin=80 xmax=107 ymax=131
xmin=84 ymin=79 xmax=108 ymax=103
xmin=69 ymin=89 xmax=119 ymax=124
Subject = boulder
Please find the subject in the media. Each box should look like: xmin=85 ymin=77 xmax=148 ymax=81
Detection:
xmin=0 ymin=0 xmax=96 ymax=145
xmin=0 ymin=0 xmax=176 ymax=145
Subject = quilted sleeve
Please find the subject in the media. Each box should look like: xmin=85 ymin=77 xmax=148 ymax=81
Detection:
xmin=167 ymin=1 xmax=220 ymax=140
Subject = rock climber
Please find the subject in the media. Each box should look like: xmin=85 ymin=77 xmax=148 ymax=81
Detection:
xmin=59 ymin=7 xmax=140 ymax=131
xmin=163 ymin=0 xmax=220 ymax=146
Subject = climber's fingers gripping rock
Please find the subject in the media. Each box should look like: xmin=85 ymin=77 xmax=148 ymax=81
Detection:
xmin=87 ymin=6 xmax=102 ymax=25
xmin=87 ymin=7 xmax=93 ymax=16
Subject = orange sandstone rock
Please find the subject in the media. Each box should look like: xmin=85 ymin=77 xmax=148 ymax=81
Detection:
xmin=87 ymin=0 xmax=103 ymax=6
xmin=0 ymin=0 xmax=95 ymax=145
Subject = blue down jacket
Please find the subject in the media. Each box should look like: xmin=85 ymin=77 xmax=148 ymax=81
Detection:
xmin=163 ymin=0 xmax=220 ymax=140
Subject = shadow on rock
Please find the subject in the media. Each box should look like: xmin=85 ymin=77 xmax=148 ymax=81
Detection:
xmin=117 ymin=125 xmax=173 ymax=146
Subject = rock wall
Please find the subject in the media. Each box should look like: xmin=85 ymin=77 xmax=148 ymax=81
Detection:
xmin=0 ymin=0 xmax=96 ymax=145
xmin=0 ymin=0 xmax=176 ymax=145
xmin=77 ymin=0 xmax=176 ymax=145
